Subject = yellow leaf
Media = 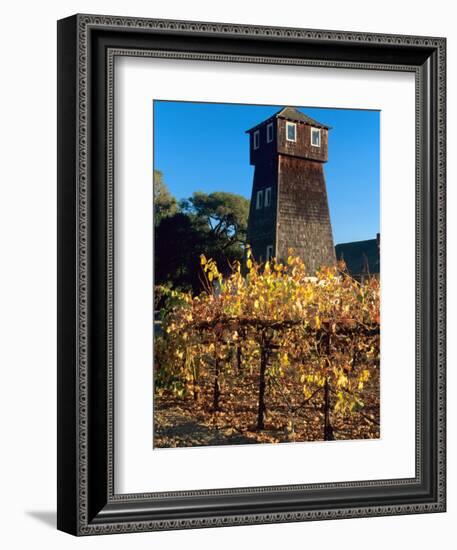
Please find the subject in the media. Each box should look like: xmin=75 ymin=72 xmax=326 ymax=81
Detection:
xmin=337 ymin=373 xmax=348 ymax=388
xmin=200 ymin=254 xmax=207 ymax=266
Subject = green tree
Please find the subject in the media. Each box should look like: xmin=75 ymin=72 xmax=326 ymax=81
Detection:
xmin=154 ymin=183 xmax=251 ymax=293
xmin=155 ymin=212 xmax=208 ymax=293
xmin=154 ymin=170 xmax=178 ymax=226
xmin=181 ymin=191 xmax=249 ymax=250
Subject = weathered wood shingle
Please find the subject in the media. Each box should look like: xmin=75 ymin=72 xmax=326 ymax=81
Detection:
xmin=246 ymin=107 xmax=335 ymax=273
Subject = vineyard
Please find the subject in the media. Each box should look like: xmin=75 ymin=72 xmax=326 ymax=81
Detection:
xmin=153 ymin=250 xmax=380 ymax=448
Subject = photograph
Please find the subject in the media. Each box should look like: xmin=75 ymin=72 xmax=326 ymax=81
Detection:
xmin=153 ymin=101 xmax=381 ymax=448
xmin=54 ymin=8 xmax=446 ymax=538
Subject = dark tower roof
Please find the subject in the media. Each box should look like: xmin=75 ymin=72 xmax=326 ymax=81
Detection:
xmin=246 ymin=106 xmax=331 ymax=133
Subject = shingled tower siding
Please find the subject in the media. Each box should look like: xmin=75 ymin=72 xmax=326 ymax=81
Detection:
xmin=246 ymin=120 xmax=278 ymax=263
xmin=246 ymin=107 xmax=336 ymax=273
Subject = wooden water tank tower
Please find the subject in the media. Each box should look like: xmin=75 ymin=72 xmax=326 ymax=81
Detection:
xmin=246 ymin=107 xmax=336 ymax=274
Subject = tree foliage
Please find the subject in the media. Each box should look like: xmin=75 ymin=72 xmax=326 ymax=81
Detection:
xmin=154 ymin=170 xmax=178 ymax=226
xmin=154 ymin=178 xmax=250 ymax=293
xmin=181 ymin=191 xmax=249 ymax=245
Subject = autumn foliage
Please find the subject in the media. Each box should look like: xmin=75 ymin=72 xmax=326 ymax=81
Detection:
xmin=154 ymin=249 xmax=380 ymax=447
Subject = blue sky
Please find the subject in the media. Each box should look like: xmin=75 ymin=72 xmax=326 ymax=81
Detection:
xmin=153 ymin=101 xmax=380 ymax=245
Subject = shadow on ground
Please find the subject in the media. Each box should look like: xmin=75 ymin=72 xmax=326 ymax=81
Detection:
xmin=154 ymin=407 xmax=259 ymax=448
xmin=26 ymin=510 xmax=56 ymax=529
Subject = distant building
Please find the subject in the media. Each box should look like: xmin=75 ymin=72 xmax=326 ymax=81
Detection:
xmin=246 ymin=107 xmax=335 ymax=274
xmin=335 ymin=233 xmax=380 ymax=281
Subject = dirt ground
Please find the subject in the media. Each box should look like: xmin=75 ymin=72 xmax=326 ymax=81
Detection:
xmin=153 ymin=369 xmax=380 ymax=448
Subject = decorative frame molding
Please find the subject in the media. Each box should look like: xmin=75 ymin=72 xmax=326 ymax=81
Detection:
xmin=57 ymin=14 xmax=446 ymax=535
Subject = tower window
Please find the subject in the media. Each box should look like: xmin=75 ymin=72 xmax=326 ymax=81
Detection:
xmin=311 ymin=128 xmax=321 ymax=147
xmin=286 ymin=122 xmax=296 ymax=142
xmin=264 ymin=187 xmax=272 ymax=207
xmin=267 ymin=123 xmax=274 ymax=143
xmin=266 ymin=245 xmax=274 ymax=260
xmin=256 ymin=190 xmax=263 ymax=209
xmin=253 ymin=130 xmax=260 ymax=150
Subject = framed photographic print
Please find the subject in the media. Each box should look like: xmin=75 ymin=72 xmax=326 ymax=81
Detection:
xmin=57 ymin=14 xmax=446 ymax=535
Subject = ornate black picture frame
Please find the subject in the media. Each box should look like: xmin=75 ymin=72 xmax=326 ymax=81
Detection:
xmin=57 ymin=14 xmax=446 ymax=535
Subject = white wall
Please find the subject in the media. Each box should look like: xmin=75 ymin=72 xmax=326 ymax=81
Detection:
xmin=0 ymin=0 xmax=454 ymax=547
